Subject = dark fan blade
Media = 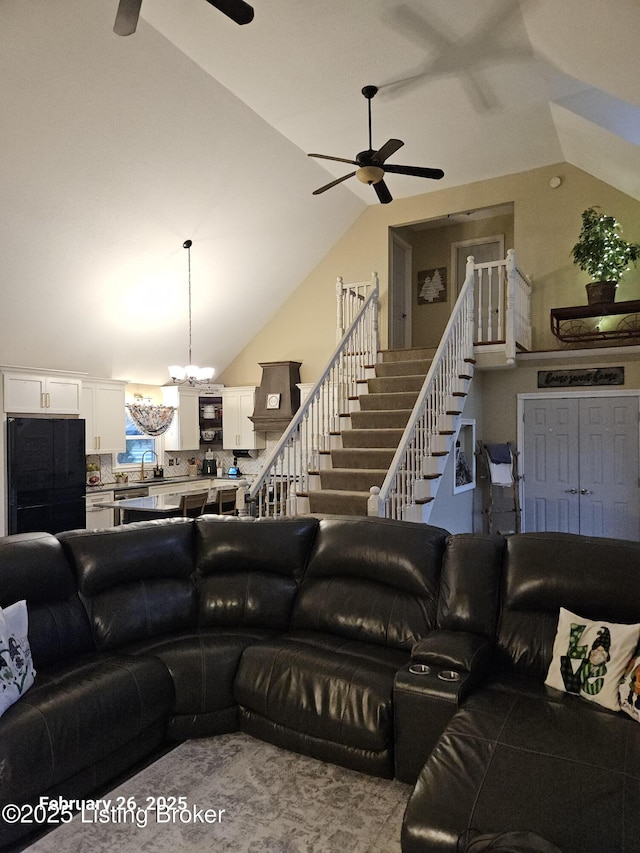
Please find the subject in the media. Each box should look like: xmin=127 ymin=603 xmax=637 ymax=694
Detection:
xmin=374 ymin=180 xmax=393 ymax=204
xmin=205 ymin=0 xmax=254 ymax=25
xmin=308 ymin=153 xmax=359 ymax=166
xmin=114 ymin=0 xmax=142 ymax=36
xmin=372 ymin=138 xmax=404 ymax=164
xmin=312 ymin=172 xmax=356 ymax=195
xmin=383 ymin=164 xmax=445 ymax=180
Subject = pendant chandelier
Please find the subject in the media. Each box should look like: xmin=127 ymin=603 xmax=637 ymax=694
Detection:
xmin=168 ymin=239 xmax=215 ymax=385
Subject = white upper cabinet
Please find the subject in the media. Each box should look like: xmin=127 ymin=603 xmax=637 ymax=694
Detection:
xmin=82 ymin=379 xmax=127 ymax=454
xmin=3 ymin=371 xmax=82 ymax=414
xmin=162 ymin=386 xmax=200 ymax=452
xmin=222 ymin=386 xmax=265 ymax=450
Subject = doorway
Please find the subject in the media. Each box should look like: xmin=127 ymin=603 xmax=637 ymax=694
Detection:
xmin=389 ymin=232 xmax=412 ymax=349
xmin=519 ymin=393 xmax=640 ymax=540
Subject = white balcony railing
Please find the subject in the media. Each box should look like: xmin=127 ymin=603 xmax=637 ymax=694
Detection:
xmin=473 ymin=248 xmax=532 ymax=361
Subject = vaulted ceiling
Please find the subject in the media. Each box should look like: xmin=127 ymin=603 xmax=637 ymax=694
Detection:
xmin=2 ymin=0 xmax=639 ymax=384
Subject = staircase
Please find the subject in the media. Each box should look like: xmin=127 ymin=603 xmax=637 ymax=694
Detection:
xmin=307 ymin=348 xmax=436 ymax=516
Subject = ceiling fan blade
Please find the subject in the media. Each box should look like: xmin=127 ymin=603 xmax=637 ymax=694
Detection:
xmin=374 ymin=180 xmax=393 ymax=204
xmin=383 ymin=164 xmax=445 ymax=180
xmin=114 ymin=0 xmax=142 ymax=36
xmin=372 ymin=138 xmax=404 ymax=164
xmin=312 ymin=172 xmax=356 ymax=195
xmin=204 ymin=0 xmax=254 ymax=25
xmin=308 ymin=153 xmax=359 ymax=166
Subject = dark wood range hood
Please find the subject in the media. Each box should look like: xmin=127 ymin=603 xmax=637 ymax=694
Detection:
xmin=250 ymin=361 xmax=302 ymax=433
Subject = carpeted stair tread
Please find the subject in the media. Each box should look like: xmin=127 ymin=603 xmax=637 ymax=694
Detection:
xmin=341 ymin=428 xmax=404 ymax=448
xmin=307 ymin=489 xmax=370 ymax=516
xmin=379 ymin=347 xmax=437 ymax=363
xmin=320 ymin=468 xmax=387 ymax=490
xmin=375 ymin=359 xmax=432 ymax=378
xmin=359 ymin=391 xmax=419 ymax=411
xmin=367 ymin=375 xmax=425 ymax=394
xmin=350 ymin=410 xmax=412 ymax=429
xmin=331 ymin=448 xmax=396 ymax=469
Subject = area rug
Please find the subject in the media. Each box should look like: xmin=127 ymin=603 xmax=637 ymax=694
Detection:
xmin=26 ymin=733 xmax=411 ymax=852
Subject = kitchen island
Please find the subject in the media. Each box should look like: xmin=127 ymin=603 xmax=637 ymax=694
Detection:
xmin=93 ymin=478 xmax=246 ymax=524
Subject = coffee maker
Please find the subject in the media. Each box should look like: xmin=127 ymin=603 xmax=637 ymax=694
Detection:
xmin=201 ymin=450 xmax=216 ymax=476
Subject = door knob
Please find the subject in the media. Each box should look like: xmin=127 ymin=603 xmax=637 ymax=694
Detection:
xmin=564 ymin=488 xmax=578 ymax=494
xmin=580 ymin=488 xmax=593 ymax=495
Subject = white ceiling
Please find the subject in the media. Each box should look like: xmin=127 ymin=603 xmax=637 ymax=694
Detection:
xmin=142 ymin=0 xmax=640 ymax=203
xmin=1 ymin=0 xmax=639 ymax=386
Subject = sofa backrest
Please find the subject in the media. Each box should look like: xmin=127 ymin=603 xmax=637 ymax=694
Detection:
xmin=59 ymin=518 xmax=196 ymax=651
xmin=497 ymin=532 xmax=640 ymax=679
xmin=292 ymin=517 xmax=448 ymax=650
xmin=195 ymin=516 xmax=319 ymax=630
xmin=0 ymin=531 xmax=93 ymax=668
xmin=437 ymin=533 xmax=505 ymax=637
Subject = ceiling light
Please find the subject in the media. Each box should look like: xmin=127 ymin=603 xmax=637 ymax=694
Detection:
xmin=168 ymin=240 xmax=215 ymax=385
xmin=356 ymin=166 xmax=384 ymax=185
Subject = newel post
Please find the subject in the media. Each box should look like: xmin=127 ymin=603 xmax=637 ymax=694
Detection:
xmin=367 ymin=486 xmax=382 ymax=517
xmin=336 ymin=276 xmax=345 ymax=344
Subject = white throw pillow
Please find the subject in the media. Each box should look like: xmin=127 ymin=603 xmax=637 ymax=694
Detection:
xmin=545 ymin=607 xmax=640 ymax=711
xmin=0 ymin=600 xmax=36 ymax=718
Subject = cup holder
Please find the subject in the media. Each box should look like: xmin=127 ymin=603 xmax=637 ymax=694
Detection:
xmin=409 ymin=664 xmax=432 ymax=675
xmin=437 ymin=669 xmax=460 ymax=682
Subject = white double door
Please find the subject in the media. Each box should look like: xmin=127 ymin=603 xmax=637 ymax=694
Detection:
xmin=521 ymin=394 xmax=640 ymax=540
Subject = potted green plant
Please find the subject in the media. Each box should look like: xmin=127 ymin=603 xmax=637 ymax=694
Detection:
xmin=572 ymin=206 xmax=640 ymax=304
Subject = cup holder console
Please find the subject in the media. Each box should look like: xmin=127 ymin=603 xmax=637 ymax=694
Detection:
xmin=409 ymin=664 xmax=432 ymax=675
xmin=437 ymin=670 xmax=460 ymax=682
xmin=408 ymin=664 xmax=462 ymax=682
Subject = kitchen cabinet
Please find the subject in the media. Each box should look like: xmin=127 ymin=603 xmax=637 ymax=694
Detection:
xmin=82 ymin=379 xmax=127 ymax=454
xmin=162 ymin=386 xmax=200 ymax=451
xmin=86 ymin=490 xmax=115 ymax=529
xmin=3 ymin=371 xmax=82 ymax=414
xmin=222 ymin=386 xmax=265 ymax=450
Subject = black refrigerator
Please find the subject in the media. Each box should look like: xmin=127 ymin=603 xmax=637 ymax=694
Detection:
xmin=7 ymin=417 xmax=86 ymax=535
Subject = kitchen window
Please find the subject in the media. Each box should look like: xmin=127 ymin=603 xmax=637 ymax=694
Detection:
xmin=115 ymin=408 xmax=160 ymax=469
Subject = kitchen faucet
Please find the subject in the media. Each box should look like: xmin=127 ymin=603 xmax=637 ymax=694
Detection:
xmin=140 ymin=450 xmax=158 ymax=482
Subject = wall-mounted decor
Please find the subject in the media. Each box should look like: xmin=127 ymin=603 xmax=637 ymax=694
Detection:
xmin=537 ymin=367 xmax=624 ymax=388
xmin=453 ymin=419 xmax=476 ymax=494
xmin=417 ymin=267 xmax=447 ymax=304
xmin=266 ymin=393 xmax=281 ymax=410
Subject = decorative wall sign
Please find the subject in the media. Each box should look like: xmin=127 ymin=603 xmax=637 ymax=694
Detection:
xmin=417 ymin=267 xmax=447 ymax=304
xmin=537 ymin=367 xmax=624 ymax=388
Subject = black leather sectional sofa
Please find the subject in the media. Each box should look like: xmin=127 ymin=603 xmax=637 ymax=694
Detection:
xmin=0 ymin=515 xmax=639 ymax=852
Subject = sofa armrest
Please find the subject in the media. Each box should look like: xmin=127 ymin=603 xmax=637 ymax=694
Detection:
xmin=394 ymin=631 xmax=495 ymax=785
xmin=411 ymin=629 xmax=494 ymax=675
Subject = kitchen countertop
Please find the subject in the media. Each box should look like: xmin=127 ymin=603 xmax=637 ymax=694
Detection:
xmin=87 ymin=475 xmax=247 ymax=494
xmin=93 ymin=494 xmax=185 ymax=513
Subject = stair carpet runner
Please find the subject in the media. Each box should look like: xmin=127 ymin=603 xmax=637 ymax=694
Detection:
xmin=307 ymin=347 xmax=458 ymax=517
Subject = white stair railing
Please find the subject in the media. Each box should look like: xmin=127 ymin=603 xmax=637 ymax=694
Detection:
xmin=247 ymin=273 xmax=379 ymax=518
xmin=369 ymin=260 xmax=476 ymax=521
xmin=472 ymin=248 xmax=532 ymax=359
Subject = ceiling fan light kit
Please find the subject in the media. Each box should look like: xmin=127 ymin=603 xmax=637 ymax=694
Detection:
xmin=308 ymin=85 xmax=444 ymax=204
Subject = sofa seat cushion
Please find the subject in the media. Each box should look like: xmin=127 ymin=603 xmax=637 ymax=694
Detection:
xmin=235 ymin=632 xmax=409 ymax=755
xmin=125 ymin=628 xmax=275 ymax=716
xmin=401 ymin=688 xmax=640 ymax=853
xmin=0 ymin=653 xmax=173 ymax=811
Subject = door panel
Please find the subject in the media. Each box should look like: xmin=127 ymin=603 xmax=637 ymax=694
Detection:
xmin=523 ymin=398 xmax=580 ymax=533
xmin=578 ymin=397 xmax=639 ymax=539
xmin=523 ymin=396 xmax=639 ymax=540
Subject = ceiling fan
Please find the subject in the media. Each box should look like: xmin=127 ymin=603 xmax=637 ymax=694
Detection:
xmin=308 ymin=85 xmax=444 ymax=204
xmin=114 ymin=0 xmax=254 ymax=36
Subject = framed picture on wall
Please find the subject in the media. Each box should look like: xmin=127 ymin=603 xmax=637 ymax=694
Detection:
xmin=417 ymin=267 xmax=447 ymax=304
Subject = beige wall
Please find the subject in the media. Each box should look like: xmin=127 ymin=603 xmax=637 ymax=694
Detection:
xmin=219 ymin=162 xmax=640 ymax=388
xmin=482 ymin=349 xmax=640 ymax=445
